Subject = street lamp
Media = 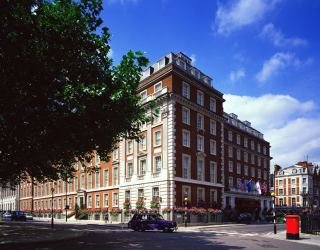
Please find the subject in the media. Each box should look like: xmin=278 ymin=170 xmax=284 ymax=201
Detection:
xmin=184 ymin=193 xmax=188 ymax=228
xmin=51 ymin=187 xmax=54 ymax=229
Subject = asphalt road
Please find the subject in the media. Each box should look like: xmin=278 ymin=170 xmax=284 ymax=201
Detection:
xmin=1 ymin=222 xmax=319 ymax=250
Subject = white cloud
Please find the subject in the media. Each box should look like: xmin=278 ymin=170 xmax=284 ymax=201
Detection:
xmin=190 ymin=54 xmax=197 ymax=65
xmin=229 ymin=69 xmax=246 ymax=82
xmin=260 ymin=23 xmax=308 ymax=47
xmin=256 ymin=52 xmax=311 ymax=83
xmin=224 ymin=94 xmax=320 ymax=167
xmin=213 ymin=0 xmax=280 ymax=35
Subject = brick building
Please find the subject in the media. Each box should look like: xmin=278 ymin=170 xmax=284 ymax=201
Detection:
xmin=19 ymin=52 xmax=272 ymax=220
xmin=274 ymin=161 xmax=320 ymax=208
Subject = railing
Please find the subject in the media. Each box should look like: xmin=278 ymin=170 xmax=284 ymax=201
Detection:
xmin=301 ymin=214 xmax=320 ymax=235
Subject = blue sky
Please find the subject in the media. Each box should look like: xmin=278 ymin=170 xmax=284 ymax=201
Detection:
xmin=102 ymin=0 xmax=320 ymax=168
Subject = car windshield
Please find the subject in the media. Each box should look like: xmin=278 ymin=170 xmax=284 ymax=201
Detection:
xmin=148 ymin=214 xmax=163 ymax=220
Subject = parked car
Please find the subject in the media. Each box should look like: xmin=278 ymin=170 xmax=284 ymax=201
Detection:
xmin=2 ymin=211 xmax=12 ymax=220
xmin=128 ymin=213 xmax=177 ymax=232
xmin=237 ymin=213 xmax=252 ymax=223
xmin=25 ymin=213 xmax=33 ymax=220
xmin=11 ymin=211 xmax=27 ymax=221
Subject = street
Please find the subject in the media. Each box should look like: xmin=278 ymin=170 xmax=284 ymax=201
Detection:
xmin=1 ymin=221 xmax=319 ymax=250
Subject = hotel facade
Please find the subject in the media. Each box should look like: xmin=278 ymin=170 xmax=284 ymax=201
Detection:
xmin=18 ymin=52 xmax=272 ymax=220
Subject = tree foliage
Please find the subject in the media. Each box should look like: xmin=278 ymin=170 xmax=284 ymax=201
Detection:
xmin=0 ymin=0 xmax=149 ymax=185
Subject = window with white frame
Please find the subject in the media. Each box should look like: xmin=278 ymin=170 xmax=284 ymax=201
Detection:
xmin=96 ymin=170 xmax=100 ymax=188
xmin=263 ymin=146 xmax=267 ymax=155
xmin=210 ymin=139 xmax=216 ymax=155
xmin=251 ymin=154 xmax=255 ymax=164
xmin=95 ymin=194 xmax=100 ymax=208
xmin=113 ymin=167 xmax=118 ymax=185
xmin=81 ymin=174 xmax=85 ymax=188
xmin=152 ymin=187 xmax=160 ymax=200
xmin=140 ymin=90 xmax=147 ymax=100
xmin=210 ymin=119 xmax=216 ymax=135
xmin=209 ymin=97 xmax=216 ymax=112
xmin=279 ymin=189 xmax=283 ymax=195
xmin=279 ymin=179 xmax=283 ymax=186
xmin=244 ymin=137 xmax=248 ymax=148
xmin=251 ymin=167 xmax=255 ymax=177
xmin=228 ymin=130 xmax=232 ymax=141
xmin=197 ymin=158 xmax=204 ymax=181
xmin=182 ymin=129 xmax=190 ymax=147
xmin=88 ymin=173 xmax=92 ymax=189
xmin=244 ymin=165 xmax=248 ymax=175
xmin=112 ymin=193 xmax=118 ymax=207
xmin=138 ymin=189 xmax=144 ymax=199
xmin=154 ymin=155 xmax=162 ymax=173
xmin=303 ymin=178 xmax=306 ymax=184
xmin=292 ymin=197 xmax=296 ymax=206
xmin=251 ymin=141 xmax=255 ymax=150
xmin=182 ymin=107 xmax=190 ymax=125
xmin=258 ymin=157 xmax=261 ymax=166
xmin=292 ymin=188 xmax=296 ymax=195
xmin=210 ymin=162 xmax=217 ymax=183
xmin=244 ymin=152 xmax=248 ymax=162
xmin=182 ymin=82 xmax=190 ymax=99
xmin=258 ymin=144 xmax=261 ymax=153
xmin=292 ymin=178 xmax=296 ymax=185
xmin=210 ymin=189 xmax=217 ymax=205
xmin=140 ymin=135 xmax=147 ymax=151
xmin=197 ymin=187 xmax=205 ymax=203
xmin=104 ymin=170 xmax=109 ymax=187
xmin=182 ymin=154 xmax=191 ymax=179
xmin=139 ymin=158 xmax=146 ymax=176
xmin=154 ymin=130 xmax=161 ymax=146
xmin=237 ymin=162 xmax=241 ymax=174
xmin=228 ymin=176 xmax=234 ymax=188
xmin=197 ymin=90 xmax=204 ymax=106
xmin=75 ymin=176 xmax=78 ymax=191
xmin=237 ymin=149 xmax=241 ymax=160
xmin=197 ymin=113 xmax=204 ymax=129
xmin=228 ymin=160 xmax=233 ymax=172
xmin=258 ymin=169 xmax=261 ymax=178
xmin=154 ymin=82 xmax=162 ymax=93
xmin=88 ymin=195 xmax=92 ymax=208
xmin=126 ymin=162 xmax=133 ymax=178
xmin=197 ymin=135 xmax=204 ymax=152
xmin=237 ymin=134 xmax=240 ymax=145
xmin=152 ymin=109 xmax=161 ymax=124
xmin=228 ymin=146 xmax=233 ymax=157
xmin=125 ymin=190 xmax=130 ymax=201
xmin=127 ymin=140 xmax=133 ymax=154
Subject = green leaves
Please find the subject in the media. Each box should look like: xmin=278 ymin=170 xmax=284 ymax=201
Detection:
xmin=0 ymin=0 xmax=149 ymax=185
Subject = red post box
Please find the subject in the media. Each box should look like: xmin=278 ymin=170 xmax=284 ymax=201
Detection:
xmin=286 ymin=215 xmax=300 ymax=240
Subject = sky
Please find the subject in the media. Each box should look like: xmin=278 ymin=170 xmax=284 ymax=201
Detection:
xmin=101 ymin=0 xmax=320 ymax=168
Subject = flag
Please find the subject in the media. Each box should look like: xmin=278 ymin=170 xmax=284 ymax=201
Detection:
xmin=255 ymin=181 xmax=261 ymax=195
xmin=240 ymin=178 xmax=245 ymax=191
xmin=246 ymin=179 xmax=252 ymax=192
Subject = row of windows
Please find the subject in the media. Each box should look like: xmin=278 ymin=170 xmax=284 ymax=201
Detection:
xmin=30 ymin=169 xmax=119 ymax=198
xmin=182 ymin=154 xmax=217 ymax=183
xmin=227 ymin=130 xmax=268 ymax=155
xmin=278 ymin=178 xmax=307 ymax=186
xmin=182 ymin=130 xmax=217 ymax=155
xmin=182 ymin=82 xmax=217 ymax=112
xmin=227 ymin=147 xmax=269 ymax=167
xmin=126 ymin=130 xmax=162 ymax=155
xmin=182 ymin=185 xmax=218 ymax=205
xmin=227 ymin=161 xmax=268 ymax=179
xmin=182 ymin=106 xmax=217 ymax=135
xmin=125 ymin=155 xmax=162 ymax=178
xmin=278 ymin=187 xmax=308 ymax=195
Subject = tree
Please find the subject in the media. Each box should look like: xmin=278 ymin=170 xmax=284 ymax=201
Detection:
xmin=0 ymin=0 xmax=149 ymax=186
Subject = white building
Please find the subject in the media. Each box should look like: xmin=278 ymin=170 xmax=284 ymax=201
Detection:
xmin=275 ymin=161 xmax=320 ymax=208
xmin=0 ymin=186 xmax=20 ymax=212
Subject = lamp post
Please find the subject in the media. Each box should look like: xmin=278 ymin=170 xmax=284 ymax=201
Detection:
xmin=51 ymin=187 xmax=54 ymax=229
xmin=184 ymin=193 xmax=188 ymax=228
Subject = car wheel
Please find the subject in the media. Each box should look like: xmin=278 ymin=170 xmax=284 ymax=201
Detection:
xmin=133 ymin=226 xmax=139 ymax=231
xmin=163 ymin=227 xmax=169 ymax=233
xmin=140 ymin=225 xmax=145 ymax=232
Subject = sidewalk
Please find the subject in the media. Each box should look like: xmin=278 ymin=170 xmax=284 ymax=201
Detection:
xmin=263 ymin=230 xmax=320 ymax=247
